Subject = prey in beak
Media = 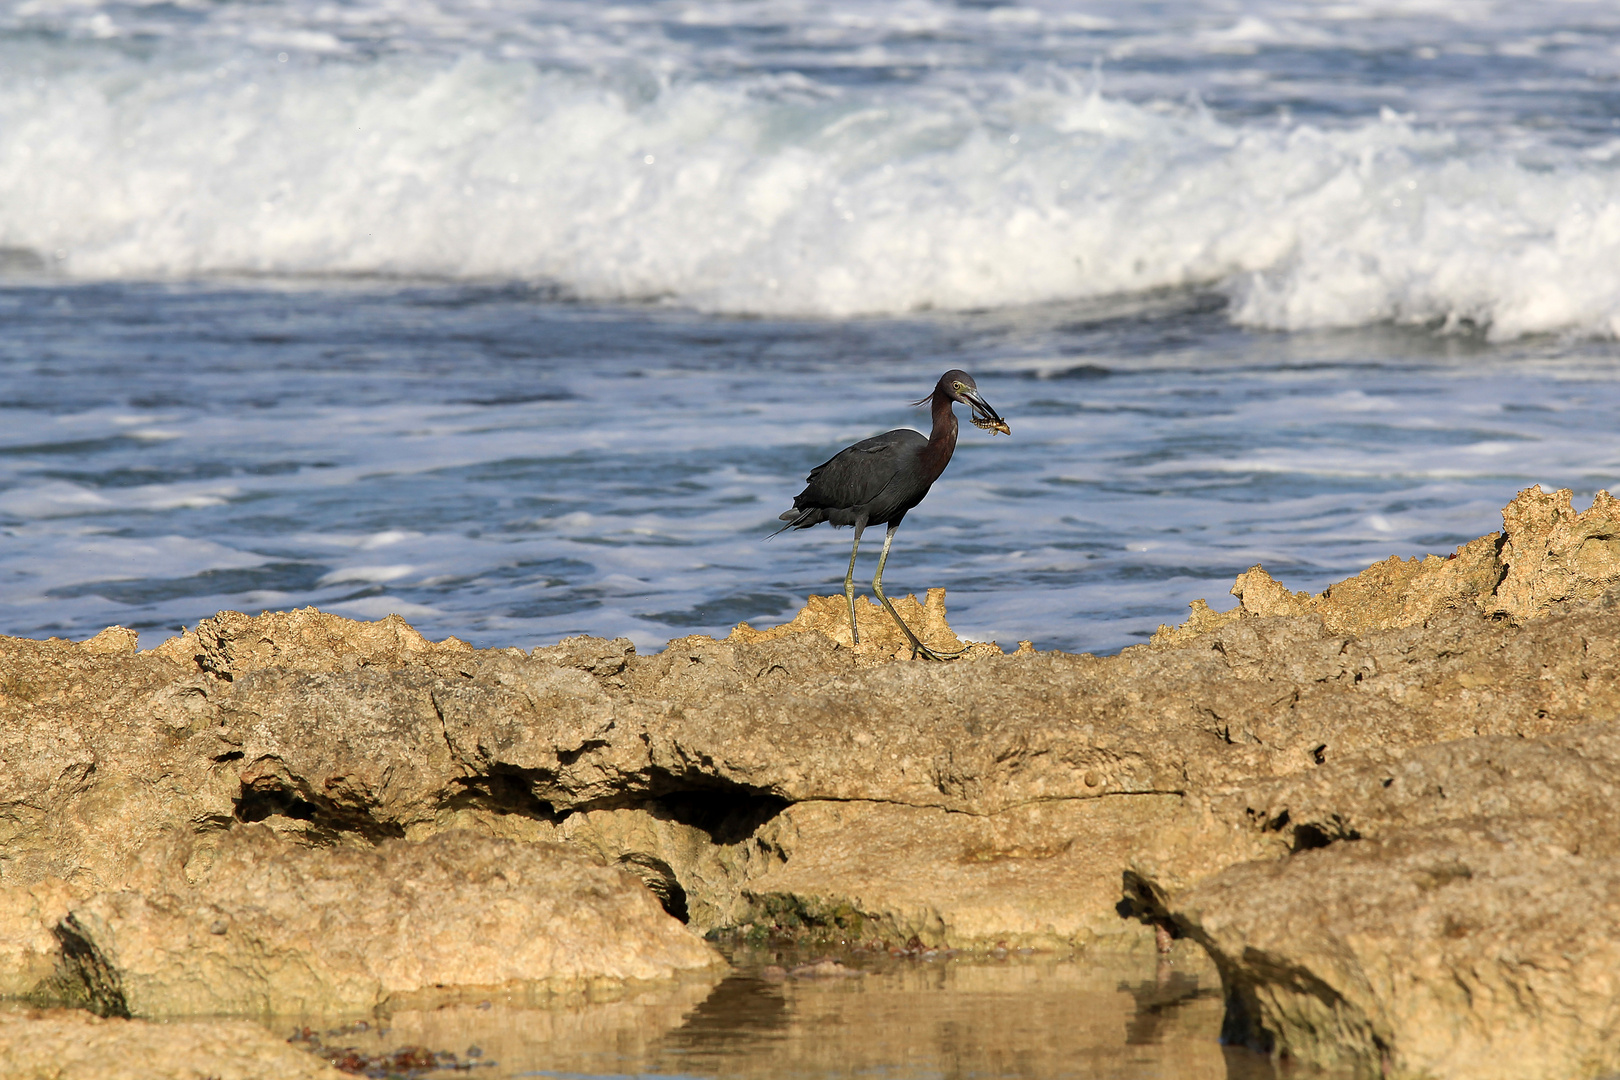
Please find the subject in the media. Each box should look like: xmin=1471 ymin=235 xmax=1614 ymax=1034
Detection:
xmin=961 ymin=387 xmax=1010 ymax=436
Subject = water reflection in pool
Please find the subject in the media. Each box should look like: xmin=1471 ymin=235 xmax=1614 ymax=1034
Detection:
xmin=317 ymin=946 xmax=1290 ymax=1079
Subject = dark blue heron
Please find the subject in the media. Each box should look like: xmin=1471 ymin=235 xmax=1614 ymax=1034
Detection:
xmin=773 ymin=369 xmax=1009 ymax=660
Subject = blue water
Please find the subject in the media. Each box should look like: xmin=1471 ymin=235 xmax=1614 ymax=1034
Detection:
xmin=2 ymin=2 xmax=1620 ymax=654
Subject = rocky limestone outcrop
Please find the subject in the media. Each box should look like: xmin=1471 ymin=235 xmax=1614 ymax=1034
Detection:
xmin=1119 ymin=720 xmax=1620 ymax=1079
xmin=1153 ymin=484 xmax=1620 ymax=643
xmin=0 ymin=881 xmax=75 ymax=1001
xmin=36 ymin=828 xmax=721 ymax=1020
xmin=730 ymin=587 xmax=998 ymax=662
xmin=2 ymin=487 xmax=1620 ymax=1076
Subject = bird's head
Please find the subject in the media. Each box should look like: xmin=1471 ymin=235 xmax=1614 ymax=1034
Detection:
xmin=917 ymin=369 xmax=1010 ymax=435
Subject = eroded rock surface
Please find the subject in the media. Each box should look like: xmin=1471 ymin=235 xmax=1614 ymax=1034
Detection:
xmin=2 ymin=488 xmax=1619 ymax=1077
xmin=42 ymin=828 xmax=721 ymax=1020
xmin=739 ymin=796 xmax=1186 ymax=950
xmin=1154 ymin=485 xmax=1620 ymax=643
xmin=1153 ymin=726 xmax=1620 ymax=1079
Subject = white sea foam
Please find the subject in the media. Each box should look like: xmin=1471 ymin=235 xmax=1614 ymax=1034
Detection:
xmin=2 ymin=532 xmax=268 ymax=584
xmin=2 ymin=5 xmax=1619 ymax=339
xmin=3 ymin=48 xmax=1607 ymax=338
xmin=316 ymin=564 xmax=417 ymax=586
xmin=331 ymin=596 xmax=441 ymax=620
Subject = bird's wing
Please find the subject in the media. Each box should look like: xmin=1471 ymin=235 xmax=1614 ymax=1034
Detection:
xmin=797 ymin=429 xmax=923 ymax=510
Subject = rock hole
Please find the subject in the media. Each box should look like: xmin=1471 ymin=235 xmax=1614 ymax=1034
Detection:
xmin=1291 ymin=821 xmax=1359 ymax=852
xmin=443 ymin=769 xmax=559 ymax=822
xmin=212 ymin=750 xmax=245 ymax=763
xmin=1292 ymin=823 xmax=1333 ymax=851
xmin=235 ymin=784 xmax=319 ymax=824
xmin=233 ymin=782 xmax=405 ymax=843
xmin=557 ymin=740 xmax=609 ymax=767
xmin=648 ymin=782 xmax=790 ymax=846
xmin=618 ymin=853 xmax=690 ymax=923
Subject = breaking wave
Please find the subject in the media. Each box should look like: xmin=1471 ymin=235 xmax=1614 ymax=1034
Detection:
xmin=2 ymin=42 xmax=1619 ymax=338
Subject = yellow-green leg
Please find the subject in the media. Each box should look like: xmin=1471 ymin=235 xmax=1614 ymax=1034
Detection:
xmin=872 ymin=523 xmax=964 ymax=661
xmin=844 ymin=524 xmax=865 ymax=645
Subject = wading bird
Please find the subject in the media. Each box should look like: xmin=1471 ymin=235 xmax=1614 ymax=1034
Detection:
xmin=773 ymin=369 xmax=1009 ymax=660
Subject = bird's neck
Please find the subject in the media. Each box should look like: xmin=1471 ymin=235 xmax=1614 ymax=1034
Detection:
xmin=920 ymin=390 xmax=959 ymax=481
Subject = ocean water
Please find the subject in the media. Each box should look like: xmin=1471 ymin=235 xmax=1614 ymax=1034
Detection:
xmin=2 ymin=1 xmax=1620 ymax=654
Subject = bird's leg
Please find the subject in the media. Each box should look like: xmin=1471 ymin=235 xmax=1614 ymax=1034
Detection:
xmin=844 ymin=523 xmax=865 ymax=646
xmin=872 ymin=523 xmax=965 ymax=661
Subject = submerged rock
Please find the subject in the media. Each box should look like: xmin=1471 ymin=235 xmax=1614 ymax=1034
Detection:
xmin=0 ymin=1008 xmax=344 ymax=1080
xmin=1 ymin=488 xmax=1619 ymax=1075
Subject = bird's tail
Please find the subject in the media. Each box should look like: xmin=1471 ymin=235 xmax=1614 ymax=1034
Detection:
xmin=766 ymin=506 xmax=822 ymax=539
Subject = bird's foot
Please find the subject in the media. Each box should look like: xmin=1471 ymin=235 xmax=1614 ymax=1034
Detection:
xmin=910 ymin=640 xmax=966 ymax=661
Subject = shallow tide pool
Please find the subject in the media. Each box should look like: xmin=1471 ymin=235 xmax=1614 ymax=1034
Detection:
xmin=288 ymin=946 xmax=1293 ymax=1080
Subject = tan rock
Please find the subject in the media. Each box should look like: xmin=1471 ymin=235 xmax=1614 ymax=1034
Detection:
xmin=78 ymin=626 xmax=139 ymax=656
xmin=1128 ymin=725 xmax=1620 ymax=1078
xmin=1230 ymin=565 xmax=1316 ymax=618
xmin=0 ymin=1008 xmax=342 ymax=1080
xmin=1492 ymin=486 xmax=1620 ymax=620
xmin=553 ymin=802 xmax=782 ymax=934
xmin=1128 ymin=717 xmax=1620 ymax=905
xmin=0 ymin=881 xmax=78 ymax=999
xmin=45 ymin=828 xmax=722 ymax=1019
xmin=1146 ymin=597 xmax=1240 ymax=648
xmin=728 ymin=587 xmax=975 ymax=662
xmin=1153 ymin=486 xmax=1620 ymax=643
xmin=1175 ymin=825 xmax=1620 ymax=1080
xmin=0 ymin=634 xmax=206 ymax=891
xmin=149 ymin=607 xmax=473 ymax=676
xmin=8 ymin=569 xmax=1620 ymax=945
xmin=738 ymin=796 xmax=1183 ymax=950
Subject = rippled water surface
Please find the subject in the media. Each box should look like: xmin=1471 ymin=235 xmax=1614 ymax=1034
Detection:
xmin=3 ymin=282 xmax=1620 ymax=653
xmin=289 ymin=948 xmax=1286 ymax=1080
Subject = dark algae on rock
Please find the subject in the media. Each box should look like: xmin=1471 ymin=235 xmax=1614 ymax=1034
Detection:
xmin=1 ymin=486 xmax=1619 ymax=1077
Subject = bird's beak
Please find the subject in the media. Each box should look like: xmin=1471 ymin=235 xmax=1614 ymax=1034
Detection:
xmin=961 ymin=388 xmax=1010 ymax=435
